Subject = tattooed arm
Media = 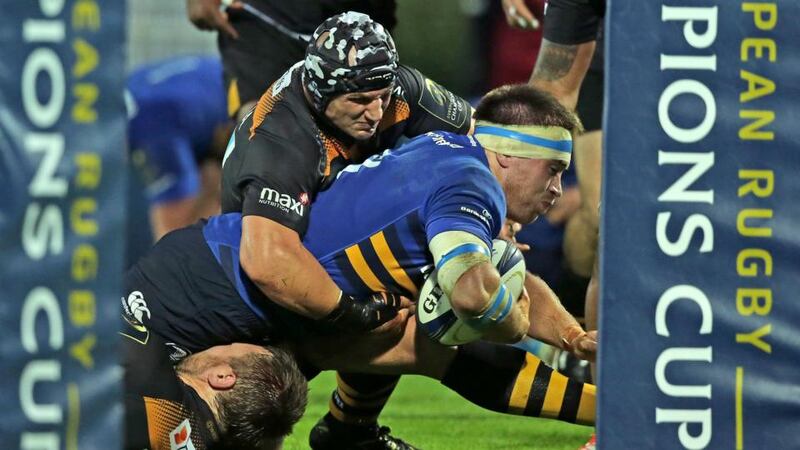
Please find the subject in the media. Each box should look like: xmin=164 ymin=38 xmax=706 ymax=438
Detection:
xmin=530 ymin=39 xmax=596 ymax=111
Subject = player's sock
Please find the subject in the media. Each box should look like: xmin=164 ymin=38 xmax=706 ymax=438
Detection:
xmin=440 ymin=341 xmax=595 ymax=426
xmin=328 ymin=372 xmax=401 ymax=426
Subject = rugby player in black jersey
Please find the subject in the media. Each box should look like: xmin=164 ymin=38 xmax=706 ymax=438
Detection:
xmin=122 ymin=314 xmax=307 ymax=450
xmin=217 ymin=12 xmax=473 ymax=450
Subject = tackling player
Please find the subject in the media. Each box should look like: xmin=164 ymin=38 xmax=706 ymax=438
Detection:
xmin=127 ymin=56 xmax=233 ymax=240
xmin=123 ymin=83 xmax=597 ymax=448
xmin=220 ymin=12 xmax=473 ymax=449
xmin=122 ymin=321 xmax=307 ymax=450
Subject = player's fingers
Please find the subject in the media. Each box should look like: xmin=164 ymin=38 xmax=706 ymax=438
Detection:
xmin=513 ymin=1 xmax=537 ymax=26
xmin=371 ymin=308 xmax=409 ymax=336
xmin=397 ymin=295 xmax=413 ymax=309
xmin=377 ymin=292 xmax=411 ymax=309
xmin=513 ymin=242 xmax=531 ymax=252
xmin=214 ymin=10 xmax=239 ymax=39
xmin=503 ymin=0 xmax=539 ymax=29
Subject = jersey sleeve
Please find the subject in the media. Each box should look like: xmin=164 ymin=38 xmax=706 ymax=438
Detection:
xmin=233 ymin=121 xmax=319 ymax=236
xmin=422 ymin=162 xmax=505 ymax=248
xmin=396 ymin=65 xmax=472 ymax=136
xmin=543 ymin=0 xmax=606 ymax=45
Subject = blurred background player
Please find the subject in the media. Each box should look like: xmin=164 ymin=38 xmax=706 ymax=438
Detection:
xmin=123 ymin=322 xmax=308 ymax=450
xmin=126 ymin=55 xmax=233 ymax=241
xmin=185 ymin=0 xmax=397 ymax=118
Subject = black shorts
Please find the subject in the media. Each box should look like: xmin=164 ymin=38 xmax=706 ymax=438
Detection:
xmin=543 ymin=0 xmax=606 ymax=45
xmin=218 ymin=9 xmax=306 ymax=115
xmin=576 ymin=69 xmax=604 ymax=132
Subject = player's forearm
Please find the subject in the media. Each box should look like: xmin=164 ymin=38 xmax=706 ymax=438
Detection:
xmin=451 ymin=264 xmax=528 ymax=343
xmin=530 ymin=39 xmax=596 ymax=111
xmin=240 ymin=216 xmax=340 ymax=319
xmin=524 ymin=272 xmax=583 ymax=348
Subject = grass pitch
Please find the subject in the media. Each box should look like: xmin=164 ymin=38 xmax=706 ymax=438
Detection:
xmin=284 ymin=371 xmax=593 ymax=450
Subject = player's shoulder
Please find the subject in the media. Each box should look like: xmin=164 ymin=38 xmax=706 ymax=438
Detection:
xmin=393 ymin=64 xmax=436 ymax=101
xmin=248 ymin=64 xmax=319 ymax=145
xmin=406 ymin=131 xmax=483 ymax=162
xmin=401 ymin=131 xmax=494 ymax=182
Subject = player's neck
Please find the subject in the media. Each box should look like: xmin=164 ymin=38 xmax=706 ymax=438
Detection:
xmin=177 ymin=371 xmax=223 ymax=424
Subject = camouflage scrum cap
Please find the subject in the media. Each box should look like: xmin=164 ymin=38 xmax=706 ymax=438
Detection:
xmin=303 ymin=11 xmax=398 ymax=114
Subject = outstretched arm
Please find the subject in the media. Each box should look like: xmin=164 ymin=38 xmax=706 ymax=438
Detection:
xmin=524 ymin=271 xmax=597 ymax=361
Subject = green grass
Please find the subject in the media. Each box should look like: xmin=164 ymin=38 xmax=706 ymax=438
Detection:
xmin=283 ymin=372 xmax=593 ymax=450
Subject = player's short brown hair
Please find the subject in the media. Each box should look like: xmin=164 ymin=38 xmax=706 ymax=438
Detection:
xmin=216 ymin=346 xmax=308 ymax=449
xmin=474 ymin=84 xmax=583 ymax=133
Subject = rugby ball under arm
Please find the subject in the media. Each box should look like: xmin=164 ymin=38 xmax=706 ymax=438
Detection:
xmin=416 ymin=239 xmax=526 ymax=345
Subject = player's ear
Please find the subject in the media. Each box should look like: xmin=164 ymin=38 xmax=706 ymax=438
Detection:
xmin=494 ymin=151 xmax=513 ymax=169
xmin=206 ymin=364 xmax=237 ymax=390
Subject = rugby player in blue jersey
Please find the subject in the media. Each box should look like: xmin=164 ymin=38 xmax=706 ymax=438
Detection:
xmin=127 ymin=56 xmax=232 ymax=240
xmin=123 ymin=83 xmax=597 ymax=449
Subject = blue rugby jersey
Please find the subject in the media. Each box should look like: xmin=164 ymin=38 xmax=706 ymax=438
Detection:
xmin=202 ymin=131 xmax=506 ymax=317
xmin=304 ymin=132 xmax=506 ymax=298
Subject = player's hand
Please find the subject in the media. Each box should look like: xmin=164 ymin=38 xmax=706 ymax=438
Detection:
xmin=369 ymin=306 xmax=412 ymax=338
xmin=324 ymin=292 xmax=412 ymax=333
xmin=502 ymin=0 xmax=540 ymax=30
xmin=561 ymin=327 xmax=598 ymax=362
xmin=499 ymin=220 xmax=531 ymax=252
xmin=185 ymin=0 xmax=242 ymax=39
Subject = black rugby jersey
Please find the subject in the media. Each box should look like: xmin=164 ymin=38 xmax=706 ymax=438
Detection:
xmin=220 ymin=62 xmax=472 ymax=236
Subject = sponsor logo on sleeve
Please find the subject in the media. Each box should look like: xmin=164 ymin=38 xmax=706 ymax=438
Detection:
xmin=460 ymin=206 xmax=491 ymax=227
xmin=419 ymin=78 xmax=467 ymax=127
xmin=424 ymin=78 xmax=447 ymax=106
xmin=259 ymin=187 xmax=305 ymax=217
xmin=426 ymin=132 xmax=464 ymax=149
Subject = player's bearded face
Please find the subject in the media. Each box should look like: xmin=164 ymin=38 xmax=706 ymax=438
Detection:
xmin=505 ymin=158 xmax=564 ymax=224
xmin=325 ymin=87 xmax=393 ymax=141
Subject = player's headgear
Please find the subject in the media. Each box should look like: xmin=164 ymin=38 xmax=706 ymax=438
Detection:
xmin=303 ymin=11 xmax=398 ymax=114
xmin=474 ymin=121 xmax=573 ymax=168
